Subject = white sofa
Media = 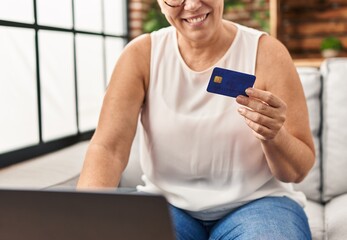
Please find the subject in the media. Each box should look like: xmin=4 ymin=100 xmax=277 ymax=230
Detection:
xmin=293 ymin=58 xmax=347 ymax=240
xmin=1 ymin=58 xmax=347 ymax=240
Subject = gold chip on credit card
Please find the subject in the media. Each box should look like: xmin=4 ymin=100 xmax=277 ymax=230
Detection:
xmin=214 ymin=76 xmax=223 ymax=83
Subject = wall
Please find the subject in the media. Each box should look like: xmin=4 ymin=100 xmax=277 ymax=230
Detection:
xmin=129 ymin=0 xmax=347 ymax=61
xmin=129 ymin=0 xmax=152 ymax=39
xmin=276 ymin=0 xmax=347 ymax=59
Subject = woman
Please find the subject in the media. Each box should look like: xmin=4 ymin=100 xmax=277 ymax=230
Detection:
xmin=78 ymin=0 xmax=315 ymax=239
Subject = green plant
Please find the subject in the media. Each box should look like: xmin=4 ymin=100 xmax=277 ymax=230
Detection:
xmin=224 ymin=0 xmax=270 ymax=33
xmin=251 ymin=11 xmax=270 ymax=33
xmin=224 ymin=0 xmax=245 ymax=11
xmin=143 ymin=2 xmax=170 ymax=33
xmin=320 ymin=36 xmax=343 ymax=51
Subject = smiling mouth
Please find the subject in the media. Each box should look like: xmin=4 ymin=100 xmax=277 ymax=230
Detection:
xmin=185 ymin=14 xmax=208 ymax=24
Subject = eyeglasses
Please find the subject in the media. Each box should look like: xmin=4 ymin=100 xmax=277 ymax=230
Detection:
xmin=163 ymin=0 xmax=186 ymax=8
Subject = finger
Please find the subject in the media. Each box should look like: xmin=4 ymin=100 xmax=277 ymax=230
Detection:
xmin=245 ymin=88 xmax=282 ymax=108
xmin=236 ymin=95 xmax=276 ymax=118
xmin=238 ymin=107 xmax=279 ymax=130
xmin=242 ymin=115 xmax=275 ymax=140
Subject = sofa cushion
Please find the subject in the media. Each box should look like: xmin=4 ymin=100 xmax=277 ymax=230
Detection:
xmin=325 ymin=193 xmax=347 ymax=240
xmin=0 ymin=141 xmax=88 ymax=189
xmin=321 ymin=58 xmax=347 ymax=202
xmin=45 ymin=174 xmax=80 ymax=190
xmin=295 ymin=67 xmax=322 ymax=202
xmin=305 ymin=200 xmax=325 ymax=240
xmin=119 ymin=123 xmax=144 ymax=188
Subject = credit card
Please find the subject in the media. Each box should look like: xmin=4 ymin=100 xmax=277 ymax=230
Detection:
xmin=206 ymin=67 xmax=256 ymax=98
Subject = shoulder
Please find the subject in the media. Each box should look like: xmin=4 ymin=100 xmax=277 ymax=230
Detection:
xmin=115 ymin=33 xmax=151 ymax=88
xmin=124 ymin=26 xmax=174 ymax=54
xmin=122 ymin=33 xmax=151 ymax=62
xmin=255 ymin=35 xmax=297 ymax=90
xmin=257 ymin=35 xmax=291 ymax=63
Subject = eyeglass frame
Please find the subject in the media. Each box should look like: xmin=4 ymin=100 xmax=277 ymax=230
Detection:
xmin=163 ymin=0 xmax=186 ymax=8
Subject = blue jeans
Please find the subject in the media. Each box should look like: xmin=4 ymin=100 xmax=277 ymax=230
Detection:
xmin=169 ymin=197 xmax=311 ymax=240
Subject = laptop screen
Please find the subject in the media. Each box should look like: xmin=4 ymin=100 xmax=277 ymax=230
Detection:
xmin=0 ymin=189 xmax=175 ymax=240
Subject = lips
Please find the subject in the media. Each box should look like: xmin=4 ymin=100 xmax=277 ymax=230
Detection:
xmin=184 ymin=14 xmax=208 ymax=24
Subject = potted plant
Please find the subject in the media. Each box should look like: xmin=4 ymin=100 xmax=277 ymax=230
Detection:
xmin=320 ymin=36 xmax=343 ymax=58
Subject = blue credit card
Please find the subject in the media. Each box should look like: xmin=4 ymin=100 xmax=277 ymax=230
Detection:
xmin=206 ymin=67 xmax=256 ymax=98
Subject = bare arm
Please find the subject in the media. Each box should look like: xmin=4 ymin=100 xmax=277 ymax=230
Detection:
xmin=77 ymin=34 xmax=150 ymax=189
xmin=236 ymin=35 xmax=315 ymax=183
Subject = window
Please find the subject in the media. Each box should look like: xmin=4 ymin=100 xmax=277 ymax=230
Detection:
xmin=0 ymin=0 xmax=128 ymax=167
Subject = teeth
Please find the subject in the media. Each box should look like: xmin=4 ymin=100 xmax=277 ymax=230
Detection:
xmin=187 ymin=14 xmax=207 ymax=23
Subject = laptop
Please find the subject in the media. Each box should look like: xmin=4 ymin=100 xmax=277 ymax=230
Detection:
xmin=0 ymin=189 xmax=176 ymax=240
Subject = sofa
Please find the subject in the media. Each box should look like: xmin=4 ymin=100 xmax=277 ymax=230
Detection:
xmin=292 ymin=58 xmax=347 ymax=240
xmin=0 ymin=58 xmax=347 ymax=240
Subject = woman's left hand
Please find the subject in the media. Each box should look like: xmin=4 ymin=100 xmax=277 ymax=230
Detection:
xmin=236 ymin=88 xmax=287 ymax=141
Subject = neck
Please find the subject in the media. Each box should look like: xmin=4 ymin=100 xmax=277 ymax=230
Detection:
xmin=176 ymin=21 xmax=237 ymax=71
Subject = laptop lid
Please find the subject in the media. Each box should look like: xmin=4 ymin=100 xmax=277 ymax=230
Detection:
xmin=0 ymin=189 xmax=175 ymax=240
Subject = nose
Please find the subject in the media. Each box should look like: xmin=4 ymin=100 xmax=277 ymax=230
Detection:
xmin=183 ymin=0 xmax=202 ymax=11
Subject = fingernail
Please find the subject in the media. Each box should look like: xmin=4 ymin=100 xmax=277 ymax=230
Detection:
xmin=237 ymin=95 xmax=245 ymax=101
xmin=245 ymin=88 xmax=252 ymax=95
xmin=238 ymin=108 xmax=245 ymax=114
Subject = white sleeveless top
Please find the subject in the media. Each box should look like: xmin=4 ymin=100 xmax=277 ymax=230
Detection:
xmin=137 ymin=24 xmax=306 ymax=220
